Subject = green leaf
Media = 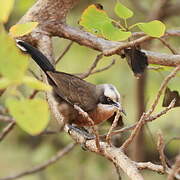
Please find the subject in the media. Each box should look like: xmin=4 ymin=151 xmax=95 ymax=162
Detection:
xmin=0 ymin=26 xmax=29 ymax=82
xmin=0 ymin=77 xmax=11 ymax=89
xmin=9 ymin=22 xmax=38 ymax=37
xmin=102 ymin=22 xmax=131 ymax=41
xmin=114 ymin=2 xmax=133 ymax=19
xmin=0 ymin=0 xmax=14 ymax=23
xmin=137 ymin=20 xmax=166 ymax=37
xmin=22 ymin=76 xmax=52 ymax=91
xmin=6 ymin=98 xmax=50 ymax=135
xmin=79 ymin=4 xmax=112 ymax=35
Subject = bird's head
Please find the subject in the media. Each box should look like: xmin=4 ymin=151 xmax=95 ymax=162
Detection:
xmin=96 ymin=84 xmax=126 ymax=115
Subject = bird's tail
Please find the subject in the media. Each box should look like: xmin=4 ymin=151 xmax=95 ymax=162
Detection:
xmin=16 ymin=40 xmax=55 ymax=73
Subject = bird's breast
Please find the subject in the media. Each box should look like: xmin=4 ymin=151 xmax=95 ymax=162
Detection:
xmin=76 ymin=104 xmax=116 ymax=126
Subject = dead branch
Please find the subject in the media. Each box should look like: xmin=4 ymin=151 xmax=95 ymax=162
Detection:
xmin=65 ymin=125 xmax=144 ymax=180
xmin=106 ymin=110 xmax=121 ymax=144
xmin=0 ymin=143 xmax=76 ymax=180
xmin=73 ymin=105 xmax=101 ymax=152
xmin=136 ymin=162 xmax=165 ymax=173
xmin=90 ymin=59 xmax=116 ymax=75
xmin=56 ymin=41 xmax=73 ymax=64
xmin=0 ymin=122 xmax=15 ymax=142
xmin=0 ymin=115 xmax=14 ymax=123
xmin=158 ymin=38 xmax=178 ymax=55
xmin=29 ymin=90 xmax=39 ymax=99
xmin=146 ymin=99 xmax=176 ymax=122
xmin=110 ymin=98 xmax=175 ymax=137
xmin=77 ymin=53 xmax=103 ymax=79
xmin=45 ymin=23 xmax=180 ymax=66
xmin=121 ymin=113 xmax=146 ymax=150
xmin=146 ymin=65 xmax=180 ymax=116
xmin=157 ymin=131 xmax=168 ymax=171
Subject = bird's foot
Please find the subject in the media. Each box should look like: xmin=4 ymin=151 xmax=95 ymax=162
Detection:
xmin=67 ymin=124 xmax=95 ymax=151
xmin=67 ymin=124 xmax=95 ymax=140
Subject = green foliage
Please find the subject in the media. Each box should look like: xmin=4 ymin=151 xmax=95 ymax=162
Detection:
xmin=102 ymin=22 xmax=131 ymax=41
xmin=22 ymin=76 xmax=52 ymax=91
xmin=80 ymin=2 xmax=166 ymax=41
xmin=0 ymin=3 xmax=50 ymax=135
xmin=137 ymin=21 xmax=166 ymax=38
xmin=10 ymin=22 xmax=39 ymax=37
xmin=114 ymin=2 xmax=133 ymax=19
xmin=0 ymin=78 xmax=11 ymax=89
xmin=79 ymin=4 xmax=112 ymax=36
xmin=0 ymin=0 xmax=14 ymax=23
xmin=0 ymin=26 xmax=29 ymax=83
xmin=6 ymin=98 xmax=50 ymax=135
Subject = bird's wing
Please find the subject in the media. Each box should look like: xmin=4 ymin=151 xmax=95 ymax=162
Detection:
xmin=47 ymin=71 xmax=98 ymax=112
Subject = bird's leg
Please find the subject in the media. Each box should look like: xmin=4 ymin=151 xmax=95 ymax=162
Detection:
xmin=67 ymin=124 xmax=95 ymax=151
xmin=67 ymin=124 xmax=95 ymax=140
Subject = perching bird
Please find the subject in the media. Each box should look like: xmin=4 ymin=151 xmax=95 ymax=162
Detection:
xmin=16 ymin=40 xmax=125 ymax=127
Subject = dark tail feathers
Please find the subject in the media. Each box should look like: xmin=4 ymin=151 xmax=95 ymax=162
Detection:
xmin=17 ymin=40 xmax=55 ymax=73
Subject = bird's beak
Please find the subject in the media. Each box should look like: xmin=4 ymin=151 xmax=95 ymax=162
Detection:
xmin=113 ymin=102 xmax=126 ymax=116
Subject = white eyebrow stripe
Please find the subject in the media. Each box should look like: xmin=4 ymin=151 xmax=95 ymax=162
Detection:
xmin=104 ymin=84 xmax=120 ymax=102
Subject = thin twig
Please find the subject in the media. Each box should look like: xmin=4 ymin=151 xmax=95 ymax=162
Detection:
xmin=146 ymin=65 xmax=180 ymax=116
xmin=107 ymin=98 xmax=175 ymax=137
xmin=157 ymin=131 xmax=167 ymax=172
xmin=119 ymin=60 xmax=179 ymax=151
xmin=73 ymin=105 xmax=101 ymax=152
xmin=148 ymin=66 xmax=164 ymax=71
xmin=158 ymin=38 xmax=178 ymax=55
xmin=0 ymin=122 xmax=15 ymax=142
xmin=55 ymin=41 xmax=73 ymax=64
xmin=90 ymin=59 xmax=116 ymax=76
xmin=0 ymin=115 xmax=14 ymax=123
xmin=101 ymin=123 xmax=136 ymax=138
xmin=137 ymin=161 xmax=180 ymax=179
xmin=29 ymin=90 xmax=39 ymax=99
xmin=0 ymin=143 xmax=76 ymax=180
xmin=136 ymin=162 xmax=165 ymax=174
xmin=146 ymin=99 xmax=176 ymax=122
xmin=78 ymin=53 xmax=103 ymax=79
xmin=121 ymin=113 xmax=146 ymax=150
xmin=106 ymin=111 xmax=121 ymax=144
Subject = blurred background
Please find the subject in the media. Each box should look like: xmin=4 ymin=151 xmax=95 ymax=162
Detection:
xmin=0 ymin=0 xmax=180 ymax=179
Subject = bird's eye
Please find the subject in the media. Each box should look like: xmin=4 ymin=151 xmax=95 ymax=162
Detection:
xmin=106 ymin=97 xmax=112 ymax=102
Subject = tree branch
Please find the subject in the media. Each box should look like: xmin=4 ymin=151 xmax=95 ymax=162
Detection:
xmin=65 ymin=125 xmax=144 ymax=180
xmin=44 ymin=23 xmax=180 ymax=66
xmin=0 ymin=122 xmax=15 ymax=142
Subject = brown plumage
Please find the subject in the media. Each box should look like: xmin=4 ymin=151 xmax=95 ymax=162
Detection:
xmin=16 ymin=40 xmax=124 ymax=126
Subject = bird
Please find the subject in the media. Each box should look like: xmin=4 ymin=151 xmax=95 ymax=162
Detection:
xmin=16 ymin=40 xmax=125 ymax=127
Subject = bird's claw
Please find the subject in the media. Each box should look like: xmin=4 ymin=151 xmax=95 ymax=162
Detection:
xmin=67 ymin=124 xmax=95 ymax=139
